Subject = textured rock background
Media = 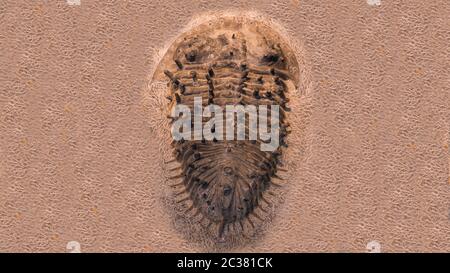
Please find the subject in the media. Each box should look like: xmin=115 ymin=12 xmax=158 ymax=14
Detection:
xmin=0 ymin=0 xmax=448 ymax=252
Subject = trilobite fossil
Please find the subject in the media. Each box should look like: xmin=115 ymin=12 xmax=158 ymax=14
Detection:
xmin=153 ymin=17 xmax=299 ymax=243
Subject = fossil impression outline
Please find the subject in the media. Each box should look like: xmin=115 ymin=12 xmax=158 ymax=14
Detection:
xmin=153 ymin=17 xmax=300 ymax=243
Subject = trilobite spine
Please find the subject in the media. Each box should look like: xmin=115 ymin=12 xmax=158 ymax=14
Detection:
xmin=163 ymin=19 xmax=296 ymax=242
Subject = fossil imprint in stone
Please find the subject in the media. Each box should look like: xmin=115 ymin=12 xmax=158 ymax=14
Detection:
xmin=153 ymin=17 xmax=300 ymax=242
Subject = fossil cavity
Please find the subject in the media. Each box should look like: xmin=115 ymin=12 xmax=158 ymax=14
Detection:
xmin=154 ymin=17 xmax=299 ymax=243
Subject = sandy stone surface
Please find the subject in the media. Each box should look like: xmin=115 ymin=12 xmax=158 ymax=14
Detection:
xmin=0 ymin=0 xmax=448 ymax=252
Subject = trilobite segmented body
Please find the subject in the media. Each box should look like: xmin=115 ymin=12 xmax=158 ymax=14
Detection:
xmin=154 ymin=17 xmax=299 ymax=242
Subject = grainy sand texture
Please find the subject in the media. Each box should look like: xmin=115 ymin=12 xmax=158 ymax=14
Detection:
xmin=0 ymin=0 xmax=449 ymax=252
